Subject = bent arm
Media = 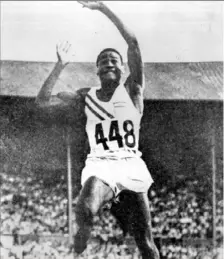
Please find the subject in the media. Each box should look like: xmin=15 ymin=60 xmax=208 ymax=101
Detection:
xmin=35 ymin=63 xmax=85 ymax=112
xmin=35 ymin=41 xmax=76 ymax=108
xmin=35 ymin=61 xmax=67 ymax=107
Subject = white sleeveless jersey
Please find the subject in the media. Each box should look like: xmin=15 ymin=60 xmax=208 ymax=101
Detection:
xmin=85 ymin=84 xmax=142 ymax=158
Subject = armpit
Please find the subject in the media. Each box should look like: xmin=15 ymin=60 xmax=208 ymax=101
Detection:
xmin=124 ymin=76 xmax=144 ymax=95
xmin=124 ymin=77 xmax=144 ymax=114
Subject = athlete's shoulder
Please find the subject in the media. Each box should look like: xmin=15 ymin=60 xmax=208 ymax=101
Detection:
xmin=77 ymin=87 xmax=91 ymax=98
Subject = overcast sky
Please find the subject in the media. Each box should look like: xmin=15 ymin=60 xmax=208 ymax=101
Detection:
xmin=1 ymin=1 xmax=223 ymax=62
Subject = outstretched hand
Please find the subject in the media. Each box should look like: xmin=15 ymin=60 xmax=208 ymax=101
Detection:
xmin=77 ymin=1 xmax=103 ymax=10
xmin=56 ymin=41 xmax=74 ymax=66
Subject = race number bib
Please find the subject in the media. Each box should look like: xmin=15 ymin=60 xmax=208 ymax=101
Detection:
xmin=95 ymin=120 xmax=136 ymax=150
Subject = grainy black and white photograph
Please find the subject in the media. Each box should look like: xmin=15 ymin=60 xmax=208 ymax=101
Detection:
xmin=0 ymin=1 xmax=223 ymax=259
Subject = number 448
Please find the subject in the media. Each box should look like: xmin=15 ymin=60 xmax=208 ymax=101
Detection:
xmin=95 ymin=120 xmax=136 ymax=150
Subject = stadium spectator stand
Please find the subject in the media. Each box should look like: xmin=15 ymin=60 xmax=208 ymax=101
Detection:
xmin=1 ymin=170 xmax=223 ymax=259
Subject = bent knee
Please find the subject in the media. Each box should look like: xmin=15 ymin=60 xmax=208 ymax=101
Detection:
xmin=83 ymin=176 xmax=99 ymax=192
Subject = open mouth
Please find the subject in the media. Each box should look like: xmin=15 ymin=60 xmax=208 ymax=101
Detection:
xmin=102 ymin=69 xmax=116 ymax=75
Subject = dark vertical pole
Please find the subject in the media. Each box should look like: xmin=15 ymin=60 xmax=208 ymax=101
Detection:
xmin=211 ymin=128 xmax=216 ymax=250
xmin=66 ymin=126 xmax=73 ymax=246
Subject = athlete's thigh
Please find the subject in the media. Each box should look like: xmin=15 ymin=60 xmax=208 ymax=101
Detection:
xmin=77 ymin=176 xmax=114 ymax=214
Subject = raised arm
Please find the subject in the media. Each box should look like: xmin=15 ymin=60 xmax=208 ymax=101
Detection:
xmin=78 ymin=1 xmax=144 ymax=112
xmin=35 ymin=41 xmax=77 ymax=108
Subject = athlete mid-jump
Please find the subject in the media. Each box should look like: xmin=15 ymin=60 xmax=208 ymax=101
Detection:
xmin=36 ymin=1 xmax=160 ymax=258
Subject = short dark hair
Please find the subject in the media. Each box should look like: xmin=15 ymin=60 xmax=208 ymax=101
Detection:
xmin=96 ymin=48 xmax=123 ymax=66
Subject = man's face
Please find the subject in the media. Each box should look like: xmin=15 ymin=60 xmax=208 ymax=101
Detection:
xmin=97 ymin=51 xmax=124 ymax=83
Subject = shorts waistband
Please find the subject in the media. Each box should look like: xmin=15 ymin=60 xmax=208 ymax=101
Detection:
xmin=87 ymin=149 xmax=141 ymax=159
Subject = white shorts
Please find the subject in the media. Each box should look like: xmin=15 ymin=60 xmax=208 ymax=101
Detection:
xmin=81 ymin=156 xmax=153 ymax=196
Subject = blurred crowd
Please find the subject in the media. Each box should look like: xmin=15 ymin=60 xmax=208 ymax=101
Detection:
xmin=0 ymin=172 xmax=223 ymax=259
xmin=1 ymin=174 xmax=68 ymax=236
xmin=150 ymin=187 xmax=220 ymax=240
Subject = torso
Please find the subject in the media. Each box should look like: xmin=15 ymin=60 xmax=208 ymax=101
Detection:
xmin=84 ymin=84 xmax=142 ymax=158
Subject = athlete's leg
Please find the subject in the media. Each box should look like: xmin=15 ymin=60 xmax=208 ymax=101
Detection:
xmin=131 ymin=192 xmax=160 ymax=259
xmin=73 ymin=176 xmax=114 ymax=254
